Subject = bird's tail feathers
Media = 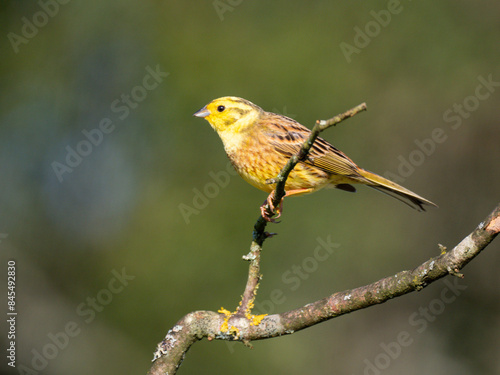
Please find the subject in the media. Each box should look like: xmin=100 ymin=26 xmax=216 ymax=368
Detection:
xmin=357 ymin=169 xmax=437 ymax=212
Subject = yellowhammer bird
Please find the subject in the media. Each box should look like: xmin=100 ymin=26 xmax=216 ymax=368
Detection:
xmin=194 ymin=96 xmax=436 ymax=220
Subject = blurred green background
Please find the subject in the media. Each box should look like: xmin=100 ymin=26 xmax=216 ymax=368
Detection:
xmin=0 ymin=1 xmax=499 ymax=374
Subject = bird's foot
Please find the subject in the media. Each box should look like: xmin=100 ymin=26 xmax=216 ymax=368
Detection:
xmin=260 ymin=190 xmax=284 ymax=223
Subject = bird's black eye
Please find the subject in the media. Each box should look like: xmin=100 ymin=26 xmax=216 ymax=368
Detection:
xmin=217 ymin=105 xmax=225 ymax=112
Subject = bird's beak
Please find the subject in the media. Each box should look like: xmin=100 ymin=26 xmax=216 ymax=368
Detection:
xmin=193 ymin=106 xmax=211 ymax=118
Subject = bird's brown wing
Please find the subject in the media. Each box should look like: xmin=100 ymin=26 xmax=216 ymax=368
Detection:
xmin=261 ymin=113 xmax=362 ymax=178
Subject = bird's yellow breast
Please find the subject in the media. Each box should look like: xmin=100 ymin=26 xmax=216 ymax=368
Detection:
xmin=223 ymin=132 xmax=330 ymax=194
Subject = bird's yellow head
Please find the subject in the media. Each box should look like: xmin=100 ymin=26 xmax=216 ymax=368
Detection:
xmin=193 ymin=96 xmax=263 ymax=134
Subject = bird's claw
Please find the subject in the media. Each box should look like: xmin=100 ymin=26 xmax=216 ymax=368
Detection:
xmin=260 ymin=191 xmax=284 ymax=223
xmin=260 ymin=204 xmax=279 ymax=223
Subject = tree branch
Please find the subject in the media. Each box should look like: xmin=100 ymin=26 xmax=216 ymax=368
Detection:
xmin=148 ymin=203 xmax=499 ymax=374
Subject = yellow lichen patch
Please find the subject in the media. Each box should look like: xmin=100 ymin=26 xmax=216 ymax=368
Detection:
xmin=219 ymin=319 xmax=229 ymax=333
xmin=438 ymin=244 xmax=447 ymax=255
xmin=229 ymin=325 xmax=240 ymax=338
xmin=246 ymin=300 xmax=255 ymax=312
xmin=218 ymin=307 xmax=233 ymax=333
xmin=218 ymin=307 xmax=240 ymax=337
xmin=218 ymin=307 xmax=233 ymax=317
xmin=246 ymin=313 xmax=268 ymax=326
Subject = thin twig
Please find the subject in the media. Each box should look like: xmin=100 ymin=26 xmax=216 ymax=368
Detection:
xmin=235 ymin=242 xmax=262 ymax=316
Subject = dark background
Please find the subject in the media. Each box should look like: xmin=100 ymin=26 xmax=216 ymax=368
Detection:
xmin=0 ymin=1 xmax=499 ymax=374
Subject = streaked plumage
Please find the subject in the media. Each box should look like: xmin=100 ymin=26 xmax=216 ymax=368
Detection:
xmin=194 ymin=96 xmax=436 ymax=212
